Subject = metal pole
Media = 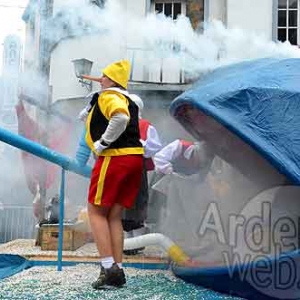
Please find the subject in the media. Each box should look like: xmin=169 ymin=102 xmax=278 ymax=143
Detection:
xmin=57 ymin=167 xmax=65 ymax=271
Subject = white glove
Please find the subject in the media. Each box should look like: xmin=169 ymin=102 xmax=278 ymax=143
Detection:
xmin=165 ymin=165 xmax=173 ymax=175
xmin=139 ymin=139 xmax=146 ymax=147
xmin=93 ymin=140 xmax=109 ymax=154
xmin=156 ymin=164 xmax=173 ymax=175
xmin=78 ymin=107 xmax=90 ymax=121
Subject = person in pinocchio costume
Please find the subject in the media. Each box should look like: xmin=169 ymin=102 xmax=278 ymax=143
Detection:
xmin=76 ymin=93 xmax=162 ymax=255
xmin=80 ymin=60 xmax=144 ymax=289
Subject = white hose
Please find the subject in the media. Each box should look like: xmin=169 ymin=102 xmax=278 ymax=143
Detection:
xmin=124 ymin=233 xmax=189 ymax=264
xmin=77 ymin=209 xmax=190 ymax=264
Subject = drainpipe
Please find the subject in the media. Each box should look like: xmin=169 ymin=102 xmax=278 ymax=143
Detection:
xmin=38 ymin=0 xmax=54 ymax=221
xmin=204 ymin=0 xmax=210 ymax=23
xmin=224 ymin=0 xmax=228 ymax=26
xmin=272 ymin=0 xmax=278 ymax=41
xmin=145 ymin=0 xmax=151 ymax=16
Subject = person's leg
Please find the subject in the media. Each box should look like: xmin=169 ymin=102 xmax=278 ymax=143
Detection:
xmin=121 ymin=180 xmax=141 ymax=256
xmin=122 ymin=168 xmax=148 ymax=255
xmin=88 ymin=156 xmax=118 ymax=264
xmin=88 ymin=202 xmax=126 ymax=289
xmin=88 ymin=157 xmax=128 ymax=289
xmin=108 ymin=204 xmax=124 ymax=264
xmin=117 ymin=155 xmax=144 ymax=255
xmin=122 ymin=160 xmax=147 ymax=229
xmin=87 ymin=203 xmax=112 ymax=258
xmin=132 ymin=164 xmax=149 ymax=239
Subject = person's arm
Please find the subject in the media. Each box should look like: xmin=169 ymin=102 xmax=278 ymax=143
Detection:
xmin=142 ymin=125 xmax=162 ymax=158
xmin=93 ymin=93 xmax=130 ymax=153
xmin=78 ymin=92 xmax=99 ymax=121
xmin=93 ymin=113 xmax=129 ymax=153
xmin=101 ymin=113 xmax=129 ymax=144
xmin=184 ymin=141 xmax=214 ymax=168
xmin=81 ymin=74 xmax=101 ymax=82
xmin=153 ymin=139 xmax=182 ymax=174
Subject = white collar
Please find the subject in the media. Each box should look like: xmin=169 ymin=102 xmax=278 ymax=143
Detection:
xmin=85 ymin=87 xmax=130 ymax=99
xmin=103 ymin=87 xmax=129 ymax=97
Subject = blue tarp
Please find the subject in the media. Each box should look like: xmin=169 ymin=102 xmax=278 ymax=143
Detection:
xmin=172 ymin=249 xmax=300 ymax=300
xmin=170 ymin=58 xmax=300 ymax=184
xmin=169 ymin=58 xmax=300 ymax=299
xmin=0 ymin=254 xmax=32 ymax=280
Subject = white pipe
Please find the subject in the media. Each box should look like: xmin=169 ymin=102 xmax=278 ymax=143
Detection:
xmin=124 ymin=233 xmax=190 ymax=264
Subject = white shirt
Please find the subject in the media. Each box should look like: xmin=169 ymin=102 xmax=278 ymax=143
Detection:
xmin=141 ymin=124 xmax=162 ymax=158
xmin=154 ymin=139 xmax=211 ymax=174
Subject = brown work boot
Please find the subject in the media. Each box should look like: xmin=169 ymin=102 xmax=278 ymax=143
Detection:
xmin=92 ymin=263 xmax=126 ymax=289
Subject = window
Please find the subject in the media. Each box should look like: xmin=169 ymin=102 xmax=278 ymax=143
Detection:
xmin=90 ymin=0 xmax=105 ymax=8
xmin=277 ymin=0 xmax=299 ymax=45
xmin=152 ymin=1 xmax=186 ymax=20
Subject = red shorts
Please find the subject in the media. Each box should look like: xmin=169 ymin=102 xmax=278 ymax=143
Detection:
xmin=88 ymin=155 xmax=143 ymax=208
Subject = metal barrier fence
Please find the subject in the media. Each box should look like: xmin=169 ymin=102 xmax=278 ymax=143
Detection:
xmin=0 ymin=126 xmax=91 ymax=270
xmin=0 ymin=205 xmax=36 ymax=244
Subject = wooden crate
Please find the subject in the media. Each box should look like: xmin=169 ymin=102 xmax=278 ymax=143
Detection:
xmin=40 ymin=222 xmax=86 ymax=251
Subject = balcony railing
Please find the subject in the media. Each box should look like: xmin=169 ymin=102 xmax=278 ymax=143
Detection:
xmin=127 ymin=47 xmax=186 ymax=84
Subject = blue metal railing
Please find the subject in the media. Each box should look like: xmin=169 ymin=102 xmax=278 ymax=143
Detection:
xmin=0 ymin=126 xmax=92 ymax=271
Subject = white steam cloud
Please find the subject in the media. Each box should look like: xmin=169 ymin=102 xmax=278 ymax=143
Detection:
xmin=1 ymin=0 xmax=299 ymax=243
xmin=45 ymin=0 xmax=300 ymax=80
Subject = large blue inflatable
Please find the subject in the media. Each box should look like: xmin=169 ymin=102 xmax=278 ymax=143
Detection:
xmin=170 ymin=58 xmax=300 ymax=300
xmin=170 ymin=58 xmax=300 ymax=184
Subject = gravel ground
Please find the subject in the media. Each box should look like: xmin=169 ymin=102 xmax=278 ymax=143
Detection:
xmin=0 ymin=239 xmax=168 ymax=260
xmin=0 ymin=264 xmax=243 ymax=300
xmin=0 ymin=240 xmax=244 ymax=300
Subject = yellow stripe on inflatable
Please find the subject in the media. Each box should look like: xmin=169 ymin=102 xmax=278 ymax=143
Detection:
xmin=167 ymin=244 xmax=189 ymax=264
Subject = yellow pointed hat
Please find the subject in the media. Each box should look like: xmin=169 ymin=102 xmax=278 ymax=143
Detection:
xmin=102 ymin=60 xmax=131 ymax=89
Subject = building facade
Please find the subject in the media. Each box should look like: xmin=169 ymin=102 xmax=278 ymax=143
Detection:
xmin=1 ymin=35 xmax=22 ymax=133
xmin=16 ymin=0 xmax=300 ymax=225
xmin=21 ymin=0 xmax=299 ymax=141
xmin=0 ymin=35 xmax=22 ymax=158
